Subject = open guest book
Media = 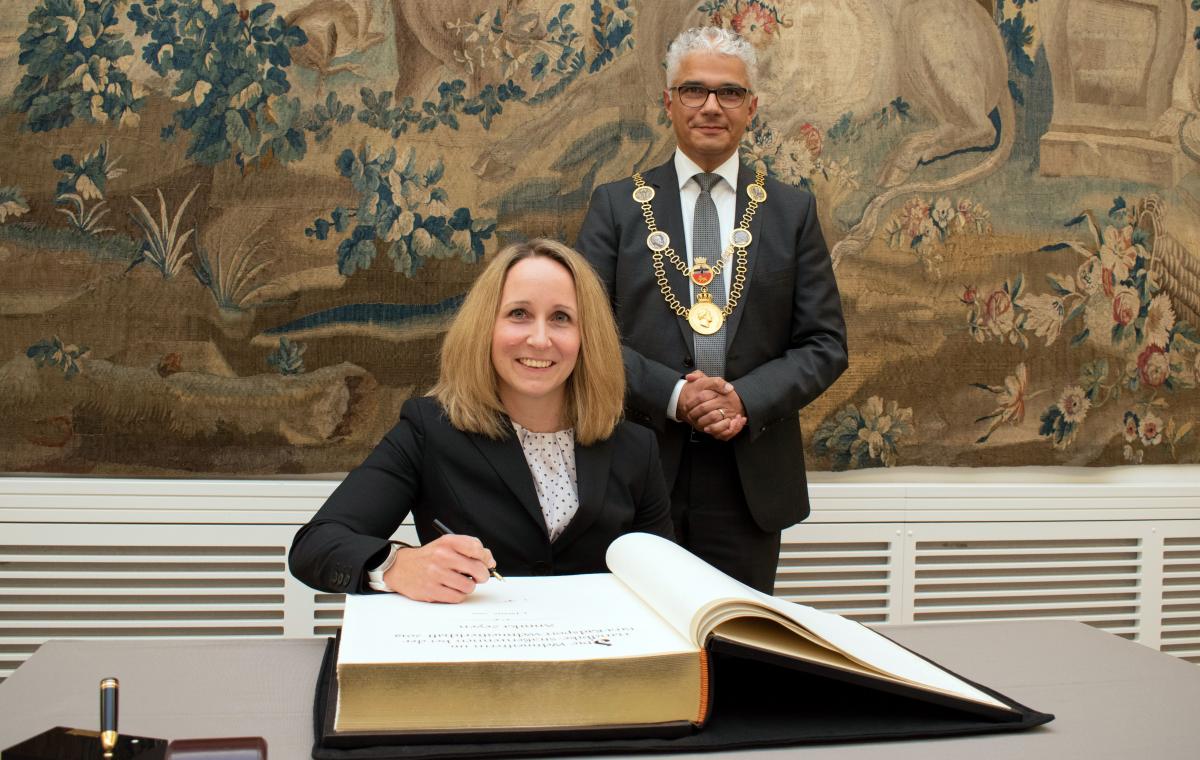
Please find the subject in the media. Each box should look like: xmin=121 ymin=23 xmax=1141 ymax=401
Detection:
xmin=328 ymin=533 xmax=1033 ymax=743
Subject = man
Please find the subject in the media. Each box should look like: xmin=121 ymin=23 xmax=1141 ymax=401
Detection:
xmin=576 ymin=26 xmax=848 ymax=594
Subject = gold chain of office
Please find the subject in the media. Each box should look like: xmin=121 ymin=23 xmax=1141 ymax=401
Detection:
xmin=630 ymin=169 xmax=767 ymax=335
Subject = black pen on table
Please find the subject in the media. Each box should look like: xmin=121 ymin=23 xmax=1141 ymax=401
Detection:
xmin=432 ymin=518 xmax=504 ymax=581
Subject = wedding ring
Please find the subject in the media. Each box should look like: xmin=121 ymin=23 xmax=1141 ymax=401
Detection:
xmin=718 ymin=409 xmax=726 ymax=420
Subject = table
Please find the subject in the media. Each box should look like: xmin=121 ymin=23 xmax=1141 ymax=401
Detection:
xmin=1 ymin=621 xmax=1198 ymax=759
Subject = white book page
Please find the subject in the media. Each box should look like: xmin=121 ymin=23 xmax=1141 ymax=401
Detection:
xmin=749 ymin=594 xmax=1009 ymax=710
xmin=605 ymin=532 xmax=763 ymax=643
xmin=338 ymin=573 xmax=694 ymax=665
xmin=606 ymin=533 xmax=1008 ymax=711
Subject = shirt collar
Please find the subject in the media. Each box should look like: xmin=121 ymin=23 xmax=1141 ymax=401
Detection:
xmin=674 ymin=149 xmax=740 ymax=192
xmin=511 ymin=420 xmax=574 ymax=440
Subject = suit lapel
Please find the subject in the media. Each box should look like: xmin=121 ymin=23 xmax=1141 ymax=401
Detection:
xmin=552 ymin=436 xmax=612 ymax=553
xmin=643 ymin=160 xmax=694 ymax=351
xmin=724 ymin=162 xmax=763 ymax=349
xmin=470 ymin=427 xmax=549 ymax=539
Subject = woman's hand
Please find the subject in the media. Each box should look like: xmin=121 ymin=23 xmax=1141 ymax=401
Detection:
xmin=383 ymin=535 xmax=497 ymax=603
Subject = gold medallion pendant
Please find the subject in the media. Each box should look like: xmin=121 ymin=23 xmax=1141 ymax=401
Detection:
xmin=747 ymin=184 xmax=767 ymax=203
xmin=687 ymin=293 xmax=724 ymax=335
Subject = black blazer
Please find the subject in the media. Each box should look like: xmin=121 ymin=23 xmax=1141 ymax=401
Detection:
xmin=288 ymin=397 xmax=674 ymax=593
xmin=576 ymin=157 xmax=848 ymax=531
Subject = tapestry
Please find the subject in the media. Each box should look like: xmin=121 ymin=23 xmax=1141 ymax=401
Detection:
xmin=0 ymin=0 xmax=1197 ymax=475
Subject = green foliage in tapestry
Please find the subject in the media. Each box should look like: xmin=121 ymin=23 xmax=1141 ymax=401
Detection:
xmin=127 ymin=185 xmax=199 ymax=278
xmin=13 ymin=0 xmax=144 ymax=132
xmin=192 ymin=238 xmax=272 ymax=311
xmin=267 ymin=337 xmax=305 ymax=375
xmin=825 ymin=114 xmax=860 ymax=144
xmin=587 ymin=0 xmax=634 ymax=73
xmin=0 ymin=222 xmax=140 ymax=261
xmin=996 ymin=3 xmax=1036 ymax=77
xmin=357 ymin=88 xmax=420 ymax=138
xmin=0 ymin=185 xmax=31 ymax=223
xmin=306 ymin=146 xmax=496 ymax=278
xmin=57 ymin=193 xmax=112 ymax=234
xmin=525 ymin=3 xmax=585 ymax=103
xmin=127 ymin=0 xmax=307 ymax=168
xmin=26 ymin=336 xmax=89 ymax=379
xmin=53 ymin=142 xmax=125 ymax=235
xmin=53 ymin=141 xmax=125 ymax=199
xmin=813 ymin=397 xmax=914 ymax=470
xmin=303 ymin=91 xmax=354 ymax=144
xmin=995 ymin=0 xmax=1040 ymax=104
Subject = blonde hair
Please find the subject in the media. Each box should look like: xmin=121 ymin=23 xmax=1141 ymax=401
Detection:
xmin=429 ymin=239 xmax=625 ymax=444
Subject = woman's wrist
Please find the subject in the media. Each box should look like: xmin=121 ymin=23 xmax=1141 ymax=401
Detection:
xmin=369 ymin=541 xmax=414 ymax=593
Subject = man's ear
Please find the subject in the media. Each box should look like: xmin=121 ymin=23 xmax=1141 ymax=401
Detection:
xmin=662 ymin=89 xmax=672 ymax=120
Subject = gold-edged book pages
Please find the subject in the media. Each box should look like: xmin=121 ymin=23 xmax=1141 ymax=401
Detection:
xmin=334 ymin=573 xmax=707 ymax=733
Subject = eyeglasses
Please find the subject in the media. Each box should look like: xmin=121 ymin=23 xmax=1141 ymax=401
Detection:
xmin=670 ymin=85 xmax=752 ymax=109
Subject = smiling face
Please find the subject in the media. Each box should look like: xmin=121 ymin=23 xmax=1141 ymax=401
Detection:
xmin=663 ymin=51 xmax=757 ymax=171
xmin=491 ymin=255 xmax=581 ymax=427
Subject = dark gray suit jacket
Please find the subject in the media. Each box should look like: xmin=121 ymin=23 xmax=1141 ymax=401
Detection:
xmin=576 ymin=157 xmax=848 ymax=531
xmin=288 ymin=397 xmax=673 ymax=593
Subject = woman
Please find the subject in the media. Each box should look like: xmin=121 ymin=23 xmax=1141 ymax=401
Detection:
xmin=288 ymin=239 xmax=673 ymax=602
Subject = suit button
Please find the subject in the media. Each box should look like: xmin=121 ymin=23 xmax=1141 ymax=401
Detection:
xmin=683 ymin=357 xmax=694 ymax=368
xmin=532 ymin=561 xmax=552 ymax=576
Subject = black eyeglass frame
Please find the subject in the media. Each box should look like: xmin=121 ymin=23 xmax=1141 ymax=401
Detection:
xmin=669 ymin=85 xmax=753 ymax=109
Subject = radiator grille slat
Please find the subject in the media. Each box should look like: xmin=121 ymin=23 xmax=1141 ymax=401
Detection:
xmin=313 ymin=593 xmax=345 ymax=636
xmin=912 ymin=536 xmax=1142 ymax=639
xmin=0 ymin=593 xmax=285 ymax=604
xmin=0 ymin=545 xmax=284 ymax=556
xmin=0 ymin=609 xmax=284 ymax=621
xmin=0 ymin=540 xmax=292 ymax=682
xmin=0 ymin=627 xmax=284 ymax=640
xmin=775 ymin=539 xmax=894 ymax=624
xmin=1161 ymin=537 xmax=1200 ymax=665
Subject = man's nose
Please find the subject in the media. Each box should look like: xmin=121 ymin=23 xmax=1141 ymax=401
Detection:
xmin=700 ymin=91 xmax=722 ymax=113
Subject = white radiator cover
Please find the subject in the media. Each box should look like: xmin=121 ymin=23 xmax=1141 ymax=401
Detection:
xmin=2 ymin=466 xmax=1198 ymax=680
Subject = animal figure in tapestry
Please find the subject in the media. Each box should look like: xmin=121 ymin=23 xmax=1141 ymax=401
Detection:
xmin=388 ymin=0 xmax=1012 ymax=264
xmin=285 ymin=0 xmax=387 ymax=90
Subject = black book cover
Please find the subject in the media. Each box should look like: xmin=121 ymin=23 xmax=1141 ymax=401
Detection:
xmin=311 ymin=633 xmax=1054 ymax=759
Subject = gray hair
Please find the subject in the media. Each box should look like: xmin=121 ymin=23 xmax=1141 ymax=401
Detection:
xmin=664 ymin=26 xmax=758 ymax=93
